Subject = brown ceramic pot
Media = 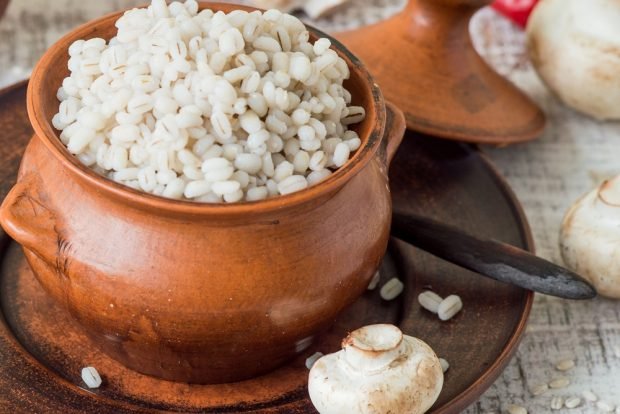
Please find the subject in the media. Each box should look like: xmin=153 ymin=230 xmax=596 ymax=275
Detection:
xmin=0 ymin=3 xmax=405 ymax=384
xmin=336 ymin=0 xmax=546 ymax=145
xmin=0 ymin=0 xmax=9 ymax=20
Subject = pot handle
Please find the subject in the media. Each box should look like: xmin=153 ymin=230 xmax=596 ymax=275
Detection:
xmin=0 ymin=172 xmax=60 ymax=263
xmin=384 ymin=101 xmax=406 ymax=168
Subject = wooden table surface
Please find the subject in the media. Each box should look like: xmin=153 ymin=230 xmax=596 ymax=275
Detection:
xmin=0 ymin=1 xmax=619 ymax=413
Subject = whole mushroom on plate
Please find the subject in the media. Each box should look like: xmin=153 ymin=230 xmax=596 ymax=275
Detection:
xmin=308 ymin=324 xmax=443 ymax=414
xmin=527 ymin=0 xmax=620 ymax=120
xmin=561 ymin=175 xmax=620 ymax=298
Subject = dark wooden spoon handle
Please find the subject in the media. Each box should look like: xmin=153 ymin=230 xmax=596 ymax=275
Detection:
xmin=391 ymin=212 xmax=597 ymax=300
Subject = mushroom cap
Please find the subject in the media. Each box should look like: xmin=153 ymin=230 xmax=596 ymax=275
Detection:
xmin=527 ymin=0 xmax=620 ymax=120
xmin=308 ymin=325 xmax=443 ymax=414
xmin=561 ymin=175 xmax=620 ymax=298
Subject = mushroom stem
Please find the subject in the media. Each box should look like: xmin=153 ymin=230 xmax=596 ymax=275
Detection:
xmin=560 ymin=174 xmax=620 ymax=298
xmin=342 ymin=324 xmax=405 ymax=374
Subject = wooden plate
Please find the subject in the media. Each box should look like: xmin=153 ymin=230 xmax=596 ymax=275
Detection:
xmin=0 ymin=82 xmax=533 ymax=413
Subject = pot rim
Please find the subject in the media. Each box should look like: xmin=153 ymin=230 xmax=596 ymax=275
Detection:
xmin=26 ymin=2 xmax=386 ymax=217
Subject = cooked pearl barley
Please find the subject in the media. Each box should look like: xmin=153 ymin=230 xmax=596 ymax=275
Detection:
xmin=582 ymin=390 xmax=598 ymax=402
xmin=309 ymin=151 xmax=327 ymax=171
xmin=597 ymin=402 xmax=615 ymax=413
xmin=418 ymin=291 xmax=443 ymax=314
xmin=246 ymin=186 xmax=268 ymax=201
xmin=555 ymin=359 xmax=575 ymax=371
xmin=274 ymin=161 xmax=294 ymax=182
xmin=549 ymin=377 xmax=570 ymax=389
xmin=235 ymin=153 xmax=262 ymax=174
xmin=380 ymin=278 xmax=404 ymax=301
xmin=332 ymin=143 xmax=350 ymax=167
xmin=163 ymin=178 xmax=185 ymax=199
xmin=550 ymin=397 xmax=564 ymax=410
xmin=367 ymin=271 xmax=381 ymax=290
xmin=292 ymin=108 xmax=311 ymax=126
xmin=277 ymin=175 xmax=308 ymax=195
xmin=184 ymin=180 xmax=211 ymax=198
xmin=293 ymin=151 xmax=310 ymax=173
xmin=307 ymin=169 xmax=331 ymax=186
xmin=313 ymin=38 xmax=331 ymax=56
xmin=297 ymin=125 xmax=315 ymax=141
xmin=212 ymin=180 xmax=241 ymax=196
xmin=54 ymin=1 xmax=365 ymax=202
xmin=81 ymin=366 xmax=102 ymax=389
xmin=564 ymin=397 xmax=581 ymax=409
xmin=507 ymin=405 xmax=527 ymax=414
xmin=68 ymin=129 xmax=95 ymax=154
xmin=305 ymin=352 xmax=323 ymax=370
xmin=530 ymin=383 xmax=548 ymax=396
xmin=345 ymin=137 xmax=361 ymax=152
xmin=437 ymin=295 xmax=463 ymax=321
xmin=439 ymin=358 xmax=449 ymax=373
xmin=224 ymin=189 xmax=244 ymax=203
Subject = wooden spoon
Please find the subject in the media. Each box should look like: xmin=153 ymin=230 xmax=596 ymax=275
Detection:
xmin=336 ymin=0 xmax=546 ymax=145
xmin=392 ymin=211 xmax=597 ymax=300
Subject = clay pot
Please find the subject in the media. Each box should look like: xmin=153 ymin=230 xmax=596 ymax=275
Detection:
xmin=0 ymin=3 xmax=405 ymax=384
xmin=336 ymin=0 xmax=546 ymax=144
xmin=0 ymin=0 xmax=9 ymax=20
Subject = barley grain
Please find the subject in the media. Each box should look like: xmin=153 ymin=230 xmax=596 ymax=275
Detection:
xmin=555 ymin=359 xmax=575 ymax=371
xmin=549 ymin=377 xmax=570 ymax=389
xmin=506 ymin=404 xmax=527 ymax=414
xmin=550 ymin=396 xmax=563 ymax=410
xmin=564 ymin=397 xmax=581 ymax=409
xmin=439 ymin=358 xmax=449 ymax=373
xmin=437 ymin=295 xmax=463 ymax=321
xmin=380 ymin=278 xmax=404 ymax=301
xmin=418 ymin=291 xmax=443 ymax=314
xmin=305 ymin=352 xmax=323 ymax=369
xmin=81 ymin=366 xmax=102 ymax=388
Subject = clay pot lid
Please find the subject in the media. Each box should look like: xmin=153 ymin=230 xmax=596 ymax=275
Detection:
xmin=336 ymin=0 xmax=546 ymax=145
xmin=0 ymin=0 xmax=9 ymax=20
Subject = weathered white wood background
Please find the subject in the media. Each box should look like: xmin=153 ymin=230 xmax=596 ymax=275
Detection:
xmin=1 ymin=1 xmax=619 ymax=412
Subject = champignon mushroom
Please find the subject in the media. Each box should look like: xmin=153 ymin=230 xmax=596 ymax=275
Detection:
xmin=527 ymin=0 xmax=620 ymax=120
xmin=560 ymin=175 xmax=620 ymax=298
xmin=308 ymin=324 xmax=443 ymax=414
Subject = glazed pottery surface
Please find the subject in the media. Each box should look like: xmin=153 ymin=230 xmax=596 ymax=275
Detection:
xmin=336 ymin=0 xmax=546 ymax=144
xmin=0 ymin=3 xmax=405 ymax=384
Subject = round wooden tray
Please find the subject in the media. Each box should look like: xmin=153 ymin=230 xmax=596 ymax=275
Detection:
xmin=0 ymin=82 xmax=533 ymax=413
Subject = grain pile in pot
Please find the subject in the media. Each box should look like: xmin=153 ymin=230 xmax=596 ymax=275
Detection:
xmin=53 ymin=0 xmax=365 ymax=203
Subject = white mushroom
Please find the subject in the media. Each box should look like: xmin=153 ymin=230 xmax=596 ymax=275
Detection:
xmin=560 ymin=175 xmax=620 ymax=298
xmin=526 ymin=0 xmax=620 ymax=120
xmin=308 ymin=324 xmax=443 ymax=414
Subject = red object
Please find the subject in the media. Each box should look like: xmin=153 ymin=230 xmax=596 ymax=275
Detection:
xmin=492 ymin=0 xmax=539 ymax=28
